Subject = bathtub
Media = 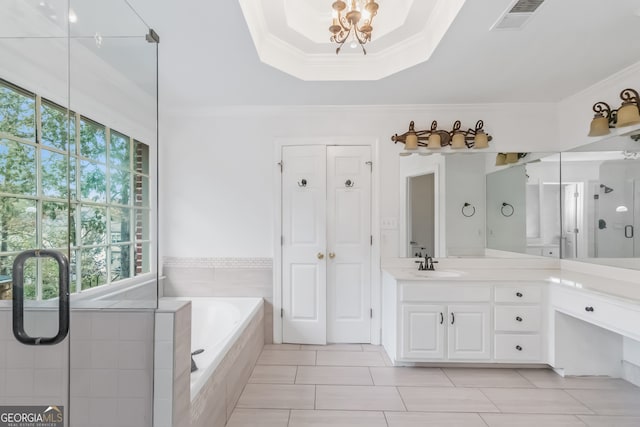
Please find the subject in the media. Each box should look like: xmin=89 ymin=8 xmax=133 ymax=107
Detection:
xmin=163 ymin=297 xmax=263 ymax=399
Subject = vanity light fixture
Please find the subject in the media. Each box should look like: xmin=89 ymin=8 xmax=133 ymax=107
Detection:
xmin=392 ymin=120 xmax=492 ymax=154
xmin=588 ymin=88 xmax=640 ymax=136
xmin=616 ymin=88 xmax=640 ymax=128
xmin=588 ymin=102 xmax=616 ymax=137
xmin=329 ymin=0 xmax=379 ymax=55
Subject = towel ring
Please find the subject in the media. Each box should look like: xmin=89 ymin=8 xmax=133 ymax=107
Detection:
xmin=501 ymin=202 xmax=514 ymax=217
xmin=298 ymin=179 xmax=307 ymax=187
xmin=462 ymin=202 xmax=476 ymax=217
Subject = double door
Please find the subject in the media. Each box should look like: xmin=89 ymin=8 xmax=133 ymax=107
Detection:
xmin=281 ymin=145 xmax=371 ymax=344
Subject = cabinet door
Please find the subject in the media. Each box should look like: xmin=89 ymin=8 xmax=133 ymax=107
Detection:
xmin=401 ymin=304 xmax=445 ymax=360
xmin=447 ymin=304 xmax=491 ymax=360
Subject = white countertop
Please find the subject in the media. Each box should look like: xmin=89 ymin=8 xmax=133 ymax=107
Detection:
xmin=382 ymin=261 xmax=640 ymax=305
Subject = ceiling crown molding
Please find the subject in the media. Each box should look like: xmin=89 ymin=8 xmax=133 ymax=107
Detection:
xmin=239 ymin=0 xmax=466 ymax=81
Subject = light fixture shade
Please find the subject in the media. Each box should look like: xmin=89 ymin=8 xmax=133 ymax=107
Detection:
xmin=474 ymin=131 xmax=489 ymax=149
xmin=588 ymin=114 xmax=611 ymax=137
xmin=405 ymin=132 xmax=418 ymax=150
xmin=451 ymin=133 xmax=466 ymax=149
xmin=616 ymin=103 xmax=640 ymax=128
xmin=495 ymin=153 xmax=506 ymax=166
xmin=505 ymin=152 xmax=519 ymax=164
xmin=427 ymin=133 xmax=441 ymax=149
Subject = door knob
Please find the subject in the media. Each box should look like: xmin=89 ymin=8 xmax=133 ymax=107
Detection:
xmin=317 ymin=253 xmax=325 ymax=260
xmin=329 ymin=252 xmax=336 ymax=259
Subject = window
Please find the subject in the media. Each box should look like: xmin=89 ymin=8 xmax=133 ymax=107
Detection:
xmin=0 ymin=79 xmax=151 ymax=300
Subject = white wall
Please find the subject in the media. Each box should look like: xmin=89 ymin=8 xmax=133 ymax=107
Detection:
xmin=160 ymin=104 xmax=557 ymax=258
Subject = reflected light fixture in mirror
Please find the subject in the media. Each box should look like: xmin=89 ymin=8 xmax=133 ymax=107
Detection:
xmin=505 ymin=152 xmax=519 ymax=164
xmin=616 ymin=88 xmax=640 ymax=128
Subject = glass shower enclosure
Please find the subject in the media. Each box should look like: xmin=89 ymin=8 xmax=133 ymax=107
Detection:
xmin=0 ymin=1 xmax=158 ymax=425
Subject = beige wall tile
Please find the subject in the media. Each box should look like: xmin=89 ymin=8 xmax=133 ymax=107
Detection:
xmin=578 ymin=415 xmax=640 ymax=426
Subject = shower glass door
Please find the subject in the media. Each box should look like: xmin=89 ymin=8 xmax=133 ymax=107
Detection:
xmin=1 ymin=1 xmax=158 ymax=425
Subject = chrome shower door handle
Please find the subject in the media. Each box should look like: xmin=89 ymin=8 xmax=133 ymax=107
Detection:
xmin=12 ymin=250 xmax=70 ymax=345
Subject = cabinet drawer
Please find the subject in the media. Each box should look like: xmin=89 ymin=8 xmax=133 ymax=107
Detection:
xmin=551 ymin=286 xmax=640 ymax=341
xmin=495 ymin=334 xmax=541 ymax=361
xmin=495 ymin=306 xmax=541 ymax=332
xmin=401 ymin=285 xmax=490 ymax=303
xmin=495 ymin=286 xmax=542 ymax=304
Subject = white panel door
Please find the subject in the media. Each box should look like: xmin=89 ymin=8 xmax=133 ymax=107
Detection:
xmin=401 ymin=304 xmax=445 ymax=360
xmin=282 ymin=146 xmax=327 ymax=344
xmin=447 ymin=304 xmax=491 ymax=360
xmin=326 ymin=146 xmax=372 ymax=343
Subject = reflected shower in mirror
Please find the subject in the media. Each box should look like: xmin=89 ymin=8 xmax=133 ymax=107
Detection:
xmin=561 ymin=134 xmax=640 ymax=270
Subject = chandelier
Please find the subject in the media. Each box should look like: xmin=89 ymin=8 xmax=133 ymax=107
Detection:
xmin=329 ymin=0 xmax=379 ymax=55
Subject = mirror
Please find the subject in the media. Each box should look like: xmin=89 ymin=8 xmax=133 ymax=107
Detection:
xmin=560 ymin=134 xmax=640 ymax=270
xmin=399 ymin=152 xmax=561 ymax=258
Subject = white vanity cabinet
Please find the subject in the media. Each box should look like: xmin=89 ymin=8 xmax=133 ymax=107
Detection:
xmin=382 ymin=270 xmax=547 ymax=365
xmin=383 ymin=273 xmax=493 ymax=363
xmin=401 ymin=303 xmax=491 ymax=361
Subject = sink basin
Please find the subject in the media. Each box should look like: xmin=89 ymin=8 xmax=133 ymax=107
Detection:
xmin=411 ymin=270 xmax=463 ymax=278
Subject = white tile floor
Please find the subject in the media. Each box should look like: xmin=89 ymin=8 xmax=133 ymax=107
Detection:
xmin=226 ymin=344 xmax=640 ymax=427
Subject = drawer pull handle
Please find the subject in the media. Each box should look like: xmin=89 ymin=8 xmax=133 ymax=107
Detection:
xmin=516 ymin=345 xmax=523 ymax=351
xmin=516 ymin=292 xmax=523 ymax=298
xmin=451 ymin=312 xmax=455 ymax=325
xmin=585 ymin=306 xmax=594 ymax=312
xmin=440 ymin=312 xmax=444 ymax=325
xmin=516 ymin=316 xmax=523 ymax=322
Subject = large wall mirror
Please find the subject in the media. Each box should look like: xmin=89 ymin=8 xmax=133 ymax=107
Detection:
xmin=399 ymin=152 xmax=561 ymax=259
xmin=560 ymin=134 xmax=640 ymax=270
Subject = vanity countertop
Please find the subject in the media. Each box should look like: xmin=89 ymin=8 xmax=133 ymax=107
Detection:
xmin=382 ymin=267 xmax=640 ymax=305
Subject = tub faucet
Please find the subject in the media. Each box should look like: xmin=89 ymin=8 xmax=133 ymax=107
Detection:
xmin=191 ymin=349 xmax=204 ymax=373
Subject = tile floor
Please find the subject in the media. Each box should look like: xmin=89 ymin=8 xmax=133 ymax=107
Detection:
xmin=226 ymin=344 xmax=640 ymax=427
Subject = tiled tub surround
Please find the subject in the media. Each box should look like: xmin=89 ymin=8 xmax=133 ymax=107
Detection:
xmin=163 ymin=257 xmax=273 ymax=343
xmin=0 ymin=308 xmax=155 ymax=427
xmin=154 ymin=297 xmax=264 ymax=427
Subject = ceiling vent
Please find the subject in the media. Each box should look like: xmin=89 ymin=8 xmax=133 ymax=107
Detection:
xmin=492 ymin=0 xmax=545 ymax=30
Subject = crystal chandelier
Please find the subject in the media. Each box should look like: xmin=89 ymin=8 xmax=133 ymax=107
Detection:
xmin=329 ymin=0 xmax=379 ymax=55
